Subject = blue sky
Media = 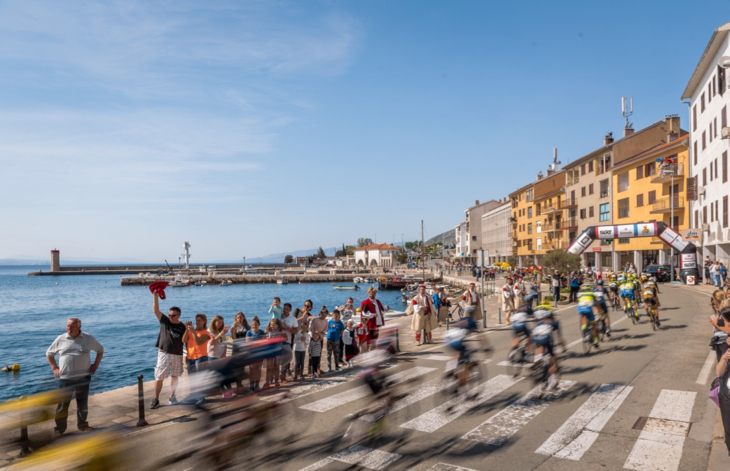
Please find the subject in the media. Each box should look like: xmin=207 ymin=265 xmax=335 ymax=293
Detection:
xmin=0 ymin=0 xmax=725 ymax=261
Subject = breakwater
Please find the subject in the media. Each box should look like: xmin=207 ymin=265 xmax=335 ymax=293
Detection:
xmin=120 ymin=273 xmax=378 ymax=286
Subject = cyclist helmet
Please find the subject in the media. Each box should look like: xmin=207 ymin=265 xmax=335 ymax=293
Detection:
xmin=640 ymin=274 xmax=648 ymax=282
xmin=617 ymin=275 xmax=626 ymax=282
xmin=610 ymin=274 xmax=617 ymax=281
xmin=534 ymin=307 xmax=550 ymax=320
xmin=596 ymin=279 xmax=603 ymax=286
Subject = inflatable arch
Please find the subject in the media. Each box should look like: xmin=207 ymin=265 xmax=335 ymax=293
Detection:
xmin=566 ymin=221 xmax=700 ymax=285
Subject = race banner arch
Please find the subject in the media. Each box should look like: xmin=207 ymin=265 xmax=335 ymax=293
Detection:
xmin=567 ymin=221 xmax=699 ymax=285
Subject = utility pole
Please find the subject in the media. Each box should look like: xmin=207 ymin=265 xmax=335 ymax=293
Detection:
xmin=670 ymin=172 xmax=675 ymax=282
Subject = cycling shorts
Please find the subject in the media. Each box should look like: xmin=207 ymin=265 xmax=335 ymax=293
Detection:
xmin=578 ymin=308 xmax=595 ymax=322
xmin=598 ymin=300 xmax=608 ymax=314
xmin=643 ymin=297 xmax=657 ymax=306
xmin=610 ymin=286 xmax=619 ymax=293
xmin=512 ymin=323 xmax=531 ymax=339
xmin=620 ymin=290 xmax=635 ymax=300
xmin=533 ymin=334 xmax=554 ymax=356
xmin=577 ymin=304 xmax=594 ymax=316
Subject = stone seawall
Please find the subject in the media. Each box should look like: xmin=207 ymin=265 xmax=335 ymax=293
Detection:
xmin=121 ymin=273 xmax=370 ymax=286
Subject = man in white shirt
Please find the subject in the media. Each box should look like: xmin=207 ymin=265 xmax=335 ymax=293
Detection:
xmin=46 ymin=317 xmax=104 ymax=435
xmin=280 ymin=303 xmax=299 ymax=378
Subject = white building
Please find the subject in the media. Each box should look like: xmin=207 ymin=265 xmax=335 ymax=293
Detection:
xmin=481 ymin=201 xmax=512 ymax=265
xmin=454 ymin=221 xmax=467 ymax=259
xmin=354 ymin=244 xmax=402 ymax=267
xmin=682 ymin=21 xmax=730 ymax=265
xmin=464 ymin=199 xmax=502 ymax=259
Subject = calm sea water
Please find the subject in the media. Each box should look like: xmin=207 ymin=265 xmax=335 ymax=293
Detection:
xmin=0 ymin=266 xmax=404 ymax=402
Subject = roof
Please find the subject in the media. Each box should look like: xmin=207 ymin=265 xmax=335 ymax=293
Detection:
xmin=563 ymin=121 xmax=665 ymax=169
xmin=612 ymin=135 xmax=689 ymax=170
xmin=354 ymin=243 xmax=402 ymax=252
xmin=682 ymin=22 xmax=730 ymax=100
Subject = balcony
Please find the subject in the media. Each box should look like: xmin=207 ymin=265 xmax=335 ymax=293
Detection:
xmin=543 ymin=204 xmax=560 ymax=215
xmin=542 ymin=222 xmax=556 ymax=232
xmin=559 ymin=218 xmax=578 ymax=230
xmin=650 ymin=196 xmax=685 ymax=214
xmin=599 ymin=190 xmax=609 ymax=199
xmin=651 ymin=163 xmax=684 ymax=184
xmin=560 ymin=198 xmax=578 ymax=208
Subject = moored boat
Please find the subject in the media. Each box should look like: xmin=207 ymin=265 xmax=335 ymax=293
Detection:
xmin=333 ymin=284 xmax=360 ymax=291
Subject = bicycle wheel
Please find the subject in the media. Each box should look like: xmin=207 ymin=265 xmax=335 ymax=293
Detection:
xmin=507 ymin=347 xmax=524 ymax=377
xmin=650 ymin=308 xmax=658 ymax=331
xmin=628 ymin=307 xmax=637 ymax=325
xmin=598 ymin=319 xmax=606 ymax=342
xmin=458 ymin=306 xmax=465 ymax=318
xmin=581 ymin=328 xmax=591 ymax=354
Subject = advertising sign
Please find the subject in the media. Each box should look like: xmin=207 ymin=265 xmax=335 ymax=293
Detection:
xmin=592 ymin=247 xmax=602 ymax=252
xmin=686 ymin=275 xmax=695 ymax=285
xmin=659 ymin=226 xmax=689 ymax=252
xmin=636 ymin=223 xmax=656 ymax=237
xmin=616 ymin=224 xmax=635 ymax=238
xmin=681 ymin=228 xmax=702 ymax=242
xmin=681 ymin=253 xmax=697 ymax=269
xmin=568 ymin=232 xmax=592 ymax=254
xmin=596 ymin=226 xmax=615 ymax=240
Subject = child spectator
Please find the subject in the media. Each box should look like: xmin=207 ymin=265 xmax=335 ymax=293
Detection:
xmin=308 ymin=331 xmax=323 ymax=379
xmin=342 ymin=319 xmax=358 ymax=367
xmin=264 ymin=318 xmax=285 ymax=388
xmin=293 ymin=323 xmax=309 ymax=380
xmin=245 ymin=316 xmax=265 ymax=392
xmin=269 ymin=297 xmax=283 ymax=320
xmin=326 ymin=309 xmax=345 ymax=372
xmin=355 ymin=318 xmax=369 ymax=352
xmin=207 ymin=315 xmax=228 ymax=361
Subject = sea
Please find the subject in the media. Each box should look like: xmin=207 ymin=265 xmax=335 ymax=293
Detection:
xmin=0 ymin=265 xmax=405 ymax=402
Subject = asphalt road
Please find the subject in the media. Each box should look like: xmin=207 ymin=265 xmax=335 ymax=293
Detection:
xmin=123 ymin=284 xmax=721 ymax=471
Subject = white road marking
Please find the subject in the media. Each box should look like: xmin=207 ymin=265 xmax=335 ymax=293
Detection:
xmin=300 ymin=366 xmax=435 ymax=412
xmin=463 ymin=380 xmax=574 ymax=446
xmin=425 ymin=355 xmax=454 ymax=361
xmin=536 ymin=383 xmax=633 ymax=459
xmin=696 ymin=350 xmax=715 ymax=384
xmin=426 ymin=464 xmax=478 ymax=471
xmin=624 ymin=389 xmax=696 ymax=471
xmin=400 ymin=374 xmax=522 ymax=433
xmin=299 ymin=445 xmax=401 ymax=471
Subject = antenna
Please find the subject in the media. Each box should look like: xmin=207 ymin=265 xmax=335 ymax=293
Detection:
xmin=621 ymin=97 xmax=633 ymax=129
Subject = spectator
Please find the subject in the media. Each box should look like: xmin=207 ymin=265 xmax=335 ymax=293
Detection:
xmin=338 ymin=298 xmax=356 ymax=365
xmin=182 ymin=314 xmax=210 ymax=373
xmin=502 ymin=277 xmax=515 ymax=324
xmin=551 ymin=270 xmax=562 ymax=307
xmin=230 ymin=312 xmax=250 ymax=340
xmin=714 ymin=335 xmax=730 ymax=457
xmin=360 ymin=288 xmax=386 ymax=351
xmin=268 ymin=297 xmax=283 ymax=320
xmin=308 ymin=331 xmax=323 ymax=379
xmin=46 ymin=317 xmax=103 ymax=435
xmin=280 ymin=303 xmax=299 ymax=380
xmin=462 ymin=282 xmax=482 ymax=323
xmin=292 ymin=323 xmax=309 ymax=380
xmin=245 ymin=316 xmax=265 ymax=391
xmin=720 ymin=262 xmax=728 ymax=285
xmin=263 ymin=318 xmax=285 ymax=388
xmin=295 ymin=299 xmax=314 ymax=327
xmin=569 ymin=273 xmax=581 ymax=303
xmin=207 ymin=315 xmax=229 ymax=361
xmin=705 ymin=256 xmax=712 ymax=285
xmin=342 ymin=320 xmax=358 ymax=367
xmin=326 ymin=309 xmax=345 ymax=372
xmin=151 ymin=292 xmax=186 ymax=409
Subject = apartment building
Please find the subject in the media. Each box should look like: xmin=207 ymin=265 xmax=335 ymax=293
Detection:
xmin=532 ymin=169 xmax=567 ymax=259
xmin=464 ymin=199 xmax=501 ymax=259
xmin=509 ymin=182 xmax=537 ymax=266
xmin=454 ymin=221 xmax=467 ymax=259
xmin=481 ymin=200 xmax=511 ymax=265
xmin=563 ymin=119 xmax=677 ymax=269
xmin=682 ymin=21 xmax=730 ymax=265
xmin=612 ymin=135 xmax=690 ymax=272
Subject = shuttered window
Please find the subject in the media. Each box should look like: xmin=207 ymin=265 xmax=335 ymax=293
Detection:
xmin=648 ymin=190 xmax=656 ymax=204
xmin=724 ymin=196 xmax=728 ymax=229
xmin=637 ymin=194 xmax=644 ymax=207
xmin=723 ymin=151 xmax=728 ymax=184
xmin=636 ymin=165 xmax=644 ymax=179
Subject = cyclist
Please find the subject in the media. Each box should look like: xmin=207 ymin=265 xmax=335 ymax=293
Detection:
xmin=641 ymin=277 xmax=661 ymax=327
xmin=619 ymin=276 xmax=638 ymax=313
xmin=531 ymin=307 xmax=559 ymax=390
xmin=593 ymin=279 xmax=611 ymax=337
xmin=608 ymin=274 xmax=620 ymax=308
xmin=577 ymin=285 xmax=599 ymax=347
xmin=509 ymin=304 xmax=532 ymax=353
xmin=631 ymin=274 xmax=643 ymax=308
xmin=444 ymin=318 xmax=482 ymax=398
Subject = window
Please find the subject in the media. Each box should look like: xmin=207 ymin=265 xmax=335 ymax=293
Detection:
xmin=713 ymin=77 xmax=717 ymax=96
xmin=637 ymin=194 xmax=644 ymax=207
xmin=723 ymin=106 xmax=727 ymax=128
xmin=471 ymin=235 xmax=477 ymax=241
xmin=619 ymin=238 xmax=630 ymax=244
xmin=581 ymin=186 xmax=586 ymax=197
xmin=710 ymin=123 xmax=713 ymax=143
xmin=536 ymin=237 xmax=542 ymax=251
xmin=600 ymin=179 xmax=609 ymax=197
xmin=581 ymin=164 xmax=586 ymax=176
xmin=693 ymin=105 xmax=697 ymax=131
xmin=588 ymin=161 xmax=594 ymax=172
xmin=703 ymin=167 xmax=707 ymax=186
xmin=711 ymin=161 xmax=714 ymax=181
xmin=715 ymin=158 xmax=719 ymax=180
xmin=711 ymin=202 xmax=715 ymax=222
xmin=527 ymin=223 xmax=532 ymax=235
xmin=715 ymin=118 xmax=718 ymax=138
xmin=645 ymin=162 xmax=656 ymax=177
xmin=580 ymin=208 xmax=586 ymax=219
xmin=600 ymin=203 xmax=610 ymax=222
xmin=618 ymin=198 xmax=629 ymax=218
xmin=589 ymin=183 xmax=594 ymax=195
xmin=723 ymin=151 xmax=727 ymax=183
xmin=703 ymin=205 xmax=708 ymax=224
xmin=536 ymin=204 xmax=541 ymax=216
xmin=528 ymin=207 xmax=532 ymax=218
xmin=701 ymin=92 xmax=705 ymax=112
xmin=717 ymin=199 xmax=720 ymax=221
xmin=694 ymin=141 xmax=698 ymax=165
xmin=589 ymin=206 xmax=594 ymax=218
xmin=526 ymin=188 xmax=533 ymax=202
xmin=703 ymin=131 xmax=706 ymax=150
xmin=695 ymin=209 xmax=699 ymax=227
xmin=636 ymin=165 xmax=644 ymax=179
xmin=618 ymin=173 xmax=629 ymax=192
xmin=648 ymin=190 xmax=656 ymax=204
xmin=720 ymin=66 xmax=726 ymax=96
xmin=709 ymin=82 xmax=713 ymax=102
xmin=536 ymin=221 xmax=542 ymax=233
xmin=724 ymin=196 xmax=728 ymax=229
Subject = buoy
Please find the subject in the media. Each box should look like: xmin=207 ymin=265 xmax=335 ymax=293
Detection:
xmin=11 ymin=364 xmax=20 ymax=371
xmin=55 ymin=282 xmax=59 ymax=285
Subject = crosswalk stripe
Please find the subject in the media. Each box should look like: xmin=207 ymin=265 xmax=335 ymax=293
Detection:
xmin=400 ymin=374 xmax=523 ymax=433
xmin=426 ymin=464 xmax=478 ymax=471
xmin=535 ymin=383 xmax=633 ymax=459
xmin=300 ymin=366 xmax=435 ymax=412
xmin=299 ymin=445 xmax=401 ymax=471
xmin=462 ymin=380 xmax=575 ymax=446
xmin=624 ymin=390 xmax=696 ymax=471
xmin=425 ymin=355 xmax=454 ymax=361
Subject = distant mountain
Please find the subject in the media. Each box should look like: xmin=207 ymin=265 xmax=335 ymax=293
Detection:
xmin=425 ymin=229 xmax=455 ymax=246
xmin=243 ymin=247 xmax=337 ymax=264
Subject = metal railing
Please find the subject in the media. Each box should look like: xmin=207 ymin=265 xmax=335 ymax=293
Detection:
xmin=559 ymin=218 xmax=577 ymax=229
xmin=651 ymin=196 xmax=685 ymax=212
xmin=651 ymin=163 xmax=684 ymax=183
xmin=560 ymin=198 xmax=577 ymax=208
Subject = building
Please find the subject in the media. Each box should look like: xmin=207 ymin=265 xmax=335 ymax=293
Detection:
xmin=454 ymin=221 xmax=467 ymax=260
xmin=51 ymin=249 xmax=60 ymax=272
xmin=354 ymin=243 xmax=402 ymax=267
xmin=481 ymin=200 xmax=511 ymax=265
xmin=532 ymin=168 xmax=567 ymax=261
xmin=611 ymin=134 xmax=690 ymax=271
xmin=464 ymin=199 xmax=502 ymax=259
xmin=563 ymin=118 xmax=679 ymax=270
xmin=682 ymin=21 xmax=730 ymax=265
xmin=509 ymin=182 xmax=536 ymax=266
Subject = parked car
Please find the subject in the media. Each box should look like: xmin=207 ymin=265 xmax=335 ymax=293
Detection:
xmin=642 ymin=264 xmax=670 ymax=282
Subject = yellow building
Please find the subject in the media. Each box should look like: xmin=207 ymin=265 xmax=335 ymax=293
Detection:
xmin=509 ymin=182 xmax=536 ymax=265
xmin=532 ymin=170 xmax=567 ymax=259
xmin=611 ymin=134 xmax=689 ymax=269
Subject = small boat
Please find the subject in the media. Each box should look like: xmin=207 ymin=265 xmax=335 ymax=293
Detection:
xmin=364 ymin=277 xmax=376 ymax=283
xmin=194 ymin=280 xmax=208 ymax=287
xmin=353 ymin=277 xmax=364 ymax=283
xmin=277 ymin=279 xmax=288 ymax=285
xmin=219 ymin=280 xmax=233 ymax=286
xmin=171 ymin=274 xmax=191 ymax=287
xmin=333 ymin=284 xmax=360 ymax=291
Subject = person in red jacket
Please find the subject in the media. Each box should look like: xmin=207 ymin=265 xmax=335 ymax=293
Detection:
xmin=360 ymin=287 xmax=385 ymax=351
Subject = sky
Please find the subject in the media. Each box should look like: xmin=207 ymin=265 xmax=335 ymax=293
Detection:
xmin=0 ymin=0 xmax=726 ymax=262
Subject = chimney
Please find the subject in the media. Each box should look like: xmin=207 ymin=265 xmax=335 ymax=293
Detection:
xmin=475 ymin=200 xmax=480 ymax=206
xmin=546 ymin=168 xmax=554 ymax=176
xmin=604 ymin=132 xmax=614 ymax=146
xmin=623 ymin=127 xmax=634 ymax=137
xmin=537 ymin=171 xmax=544 ymax=180
xmin=665 ymin=114 xmax=680 ymax=142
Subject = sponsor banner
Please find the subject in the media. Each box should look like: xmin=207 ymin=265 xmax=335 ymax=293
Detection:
xmin=592 ymin=247 xmax=602 ymax=252
xmin=616 ymin=224 xmax=636 ymax=238
xmin=595 ymin=226 xmax=615 ymax=240
xmin=681 ymin=253 xmax=697 ymax=269
xmin=681 ymin=228 xmax=702 ymax=242
xmin=686 ymin=275 xmax=695 ymax=285
xmin=568 ymin=232 xmax=592 ymax=254
xmin=659 ymin=226 xmax=689 ymax=252
xmin=671 ymin=237 xmax=689 ymax=252
xmin=636 ymin=223 xmax=656 ymax=237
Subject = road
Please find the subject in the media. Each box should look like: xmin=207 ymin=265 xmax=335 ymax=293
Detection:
xmin=117 ymin=284 xmax=722 ymax=471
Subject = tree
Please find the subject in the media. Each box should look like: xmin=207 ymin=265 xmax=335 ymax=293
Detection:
xmin=396 ymin=252 xmax=408 ymax=264
xmin=345 ymin=245 xmax=355 ymax=255
xmin=284 ymin=255 xmax=294 ymax=264
xmin=316 ymin=246 xmax=326 ymax=259
xmin=357 ymin=238 xmax=373 ymax=248
xmin=540 ymin=249 xmax=582 ymax=274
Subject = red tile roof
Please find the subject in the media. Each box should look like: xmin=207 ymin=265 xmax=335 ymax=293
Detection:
xmin=354 ymin=243 xmax=402 ymax=251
